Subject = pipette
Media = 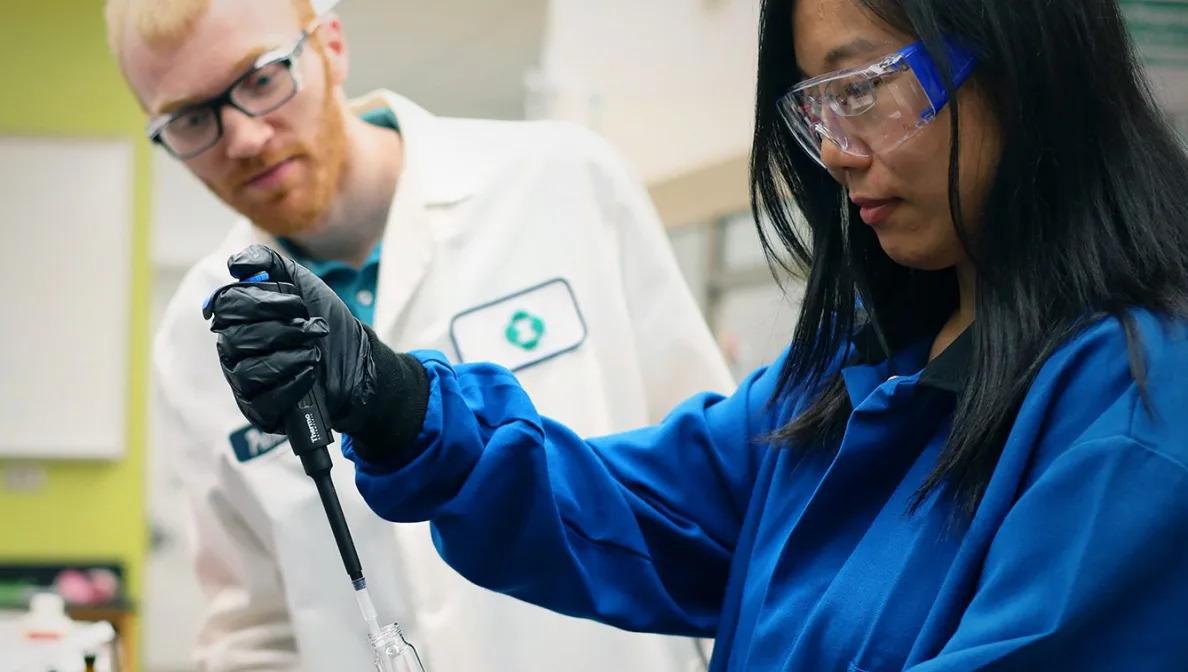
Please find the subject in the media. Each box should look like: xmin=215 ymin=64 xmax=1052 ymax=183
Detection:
xmin=237 ymin=278 xmax=427 ymax=669
xmin=202 ymin=272 xmax=381 ymax=640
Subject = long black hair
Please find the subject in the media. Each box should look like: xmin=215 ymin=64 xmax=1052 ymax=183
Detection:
xmin=751 ymin=0 xmax=1188 ymax=514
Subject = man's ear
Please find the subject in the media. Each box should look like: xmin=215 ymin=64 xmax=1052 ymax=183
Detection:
xmin=317 ymin=14 xmax=349 ymax=85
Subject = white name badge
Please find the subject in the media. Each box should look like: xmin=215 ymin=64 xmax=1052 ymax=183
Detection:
xmin=449 ymin=278 xmax=588 ymax=372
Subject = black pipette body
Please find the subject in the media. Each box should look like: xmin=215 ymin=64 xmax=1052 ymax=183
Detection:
xmin=285 ymin=389 xmax=364 ymax=583
xmin=274 ymin=298 xmax=365 ymax=585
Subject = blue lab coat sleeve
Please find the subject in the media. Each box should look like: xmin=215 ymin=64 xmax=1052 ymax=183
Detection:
xmin=907 ymin=435 xmax=1188 ymax=671
xmin=348 ymin=350 xmax=786 ymax=636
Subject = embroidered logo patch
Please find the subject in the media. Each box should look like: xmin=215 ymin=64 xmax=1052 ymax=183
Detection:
xmin=450 ymin=278 xmax=586 ymax=372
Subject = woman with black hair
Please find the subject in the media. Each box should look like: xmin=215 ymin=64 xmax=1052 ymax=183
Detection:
xmin=206 ymin=0 xmax=1188 ymax=668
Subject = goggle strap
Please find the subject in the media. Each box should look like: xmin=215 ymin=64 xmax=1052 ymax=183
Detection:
xmin=902 ymin=39 xmax=978 ymax=113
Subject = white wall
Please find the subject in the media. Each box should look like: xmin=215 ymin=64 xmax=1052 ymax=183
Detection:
xmin=151 ymin=155 xmax=238 ymax=271
xmin=532 ymin=0 xmax=760 ymax=183
xmin=331 ymin=0 xmax=548 ymax=120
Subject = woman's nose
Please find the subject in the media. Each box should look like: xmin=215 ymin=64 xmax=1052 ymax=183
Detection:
xmin=819 ymin=137 xmax=872 ymax=175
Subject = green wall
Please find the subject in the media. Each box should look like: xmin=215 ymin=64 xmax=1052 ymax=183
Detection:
xmin=0 ymin=0 xmax=151 ymax=661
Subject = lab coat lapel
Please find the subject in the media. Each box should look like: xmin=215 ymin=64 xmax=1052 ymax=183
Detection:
xmin=372 ymin=167 xmax=432 ymax=337
xmin=365 ymin=92 xmax=469 ymax=339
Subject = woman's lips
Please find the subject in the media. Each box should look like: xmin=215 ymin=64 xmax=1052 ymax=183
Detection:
xmin=852 ymin=197 xmax=901 ymax=226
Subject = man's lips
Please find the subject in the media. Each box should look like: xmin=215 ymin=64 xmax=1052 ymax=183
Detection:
xmin=242 ymin=157 xmax=299 ymax=191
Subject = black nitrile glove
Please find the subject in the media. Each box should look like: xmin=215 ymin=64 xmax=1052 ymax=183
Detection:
xmin=204 ymin=244 xmax=428 ymax=463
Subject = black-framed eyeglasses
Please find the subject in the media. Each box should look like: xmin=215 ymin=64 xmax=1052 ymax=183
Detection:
xmin=146 ymin=19 xmax=321 ymax=160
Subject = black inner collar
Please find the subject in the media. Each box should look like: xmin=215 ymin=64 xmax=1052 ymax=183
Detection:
xmin=851 ymin=323 xmax=973 ymax=394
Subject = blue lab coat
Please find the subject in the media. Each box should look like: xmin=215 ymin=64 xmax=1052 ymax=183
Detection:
xmin=346 ymin=311 xmax=1188 ymax=670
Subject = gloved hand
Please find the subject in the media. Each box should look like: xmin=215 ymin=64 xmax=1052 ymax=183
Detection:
xmin=204 ymin=245 xmax=428 ymax=463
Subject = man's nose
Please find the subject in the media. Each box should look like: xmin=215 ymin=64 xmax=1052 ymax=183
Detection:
xmin=221 ymin=107 xmax=274 ymax=161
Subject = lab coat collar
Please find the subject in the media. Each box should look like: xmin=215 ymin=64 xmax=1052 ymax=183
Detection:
xmin=351 ymin=90 xmax=484 ymax=336
xmin=848 ymin=322 xmax=972 ymax=395
xmin=349 ymin=90 xmax=484 ymax=207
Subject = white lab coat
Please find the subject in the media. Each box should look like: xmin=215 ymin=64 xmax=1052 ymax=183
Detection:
xmin=154 ymin=91 xmax=734 ymax=672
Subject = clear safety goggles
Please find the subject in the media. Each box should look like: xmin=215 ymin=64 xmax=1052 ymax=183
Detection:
xmin=779 ymin=40 xmax=976 ymax=167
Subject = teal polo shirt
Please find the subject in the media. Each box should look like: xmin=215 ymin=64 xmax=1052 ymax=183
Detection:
xmin=278 ymin=107 xmax=398 ymax=326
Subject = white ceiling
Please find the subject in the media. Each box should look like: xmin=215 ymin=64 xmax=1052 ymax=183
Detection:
xmin=329 ymin=0 xmax=549 ymax=120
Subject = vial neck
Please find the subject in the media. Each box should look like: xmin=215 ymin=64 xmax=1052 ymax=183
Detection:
xmin=368 ymin=622 xmax=409 ymax=649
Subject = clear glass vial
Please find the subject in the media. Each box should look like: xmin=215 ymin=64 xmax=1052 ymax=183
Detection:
xmin=370 ymin=622 xmax=426 ymax=672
